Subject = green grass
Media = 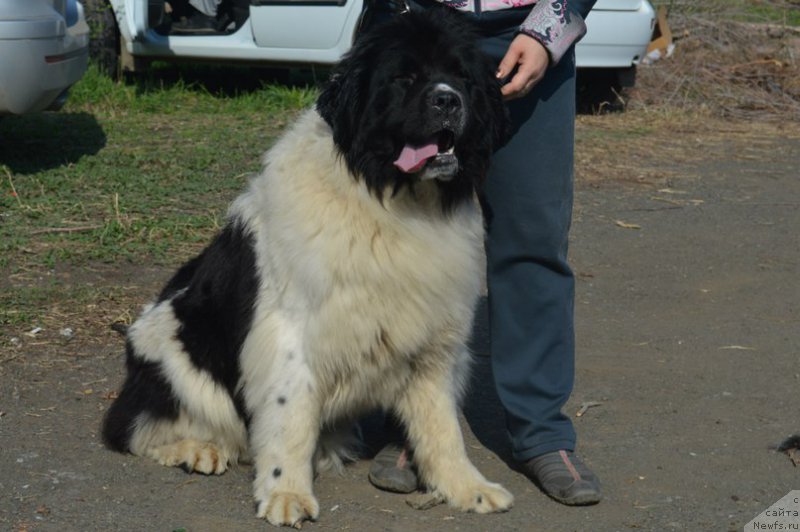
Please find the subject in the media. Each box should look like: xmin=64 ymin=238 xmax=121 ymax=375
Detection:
xmin=1 ymin=64 xmax=316 ymax=267
xmin=1 ymin=64 xmax=317 ymax=331
xmin=655 ymin=0 xmax=800 ymax=26
xmin=742 ymin=5 xmax=800 ymax=26
xmin=734 ymin=0 xmax=800 ymax=25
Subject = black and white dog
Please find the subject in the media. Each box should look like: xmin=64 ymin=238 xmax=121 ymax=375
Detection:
xmin=103 ymin=8 xmax=510 ymax=527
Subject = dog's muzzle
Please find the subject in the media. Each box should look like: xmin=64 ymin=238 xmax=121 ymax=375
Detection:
xmin=393 ymin=84 xmax=466 ymax=180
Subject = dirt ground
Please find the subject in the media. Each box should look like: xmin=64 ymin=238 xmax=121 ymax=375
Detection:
xmin=2 ymin=121 xmax=799 ymax=531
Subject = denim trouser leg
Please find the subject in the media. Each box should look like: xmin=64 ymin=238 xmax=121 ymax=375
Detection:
xmin=480 ymin=34 xmax=579 ymax=462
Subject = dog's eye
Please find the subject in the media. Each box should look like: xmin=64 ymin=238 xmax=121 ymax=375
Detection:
xmin=455 ymin=66 xmax=471 ymax=81
xmin=393 ymin=74 xmax=416 ymax=88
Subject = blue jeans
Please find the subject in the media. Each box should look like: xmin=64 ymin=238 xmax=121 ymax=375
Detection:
xmin=459 ymin=7 xmax=579 ymax=461
xmin=479 ymin=21 xmax=578 ymax=462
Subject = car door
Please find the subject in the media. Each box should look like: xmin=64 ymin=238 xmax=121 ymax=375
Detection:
xmin=249 ymin=0 xmax=364 ymax=63
xmin=121 ymin=0 xmax=147 ymax=42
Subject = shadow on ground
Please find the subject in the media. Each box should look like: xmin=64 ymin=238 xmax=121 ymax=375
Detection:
xmin=0 ymin=112 xmax=106 ymax=174
xmin=125 ymin=63 xmax=329 ymax=98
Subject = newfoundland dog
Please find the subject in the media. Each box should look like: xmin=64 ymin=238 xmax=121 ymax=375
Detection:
xmin=102 ymin=7 xmax=510 ymax=527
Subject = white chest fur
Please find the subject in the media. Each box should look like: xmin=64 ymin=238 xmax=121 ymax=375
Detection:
xmin=233 ymin=110 xmax=484 ymax=417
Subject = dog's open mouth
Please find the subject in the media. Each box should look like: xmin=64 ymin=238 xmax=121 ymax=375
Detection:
xmin=393 ymin=130 xmax=457 ymax=176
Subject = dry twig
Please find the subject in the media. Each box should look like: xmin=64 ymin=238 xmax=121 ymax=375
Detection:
xmin=30 ymin=225 xmax=102 ymax=235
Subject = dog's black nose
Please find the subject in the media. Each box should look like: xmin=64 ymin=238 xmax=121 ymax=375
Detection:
xmin=430 ymin=87 xmax=462 ymax=115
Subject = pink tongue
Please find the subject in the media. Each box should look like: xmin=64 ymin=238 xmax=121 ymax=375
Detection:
xmin=394 ymin=143 xmax=438 ymax=173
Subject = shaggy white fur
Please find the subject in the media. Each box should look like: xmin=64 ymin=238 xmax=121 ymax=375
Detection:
xmin=229 ymin=111 xmax=511 ymax=523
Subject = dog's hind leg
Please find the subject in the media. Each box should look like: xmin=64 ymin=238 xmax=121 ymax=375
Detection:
xmin=314 ymin=421 xmax=361 ymax=474
xmin=102 ymin=336 xmax=180 ymax=455
xmin=394 ymin=351 xmax=514 ymax=514
xmin=103 ymin=300 xmax=247 ymax=475
xmin=132 ymin=415 xmax=235 ymax=475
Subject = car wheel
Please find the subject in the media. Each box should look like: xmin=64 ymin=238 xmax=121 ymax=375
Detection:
xmin=576 ymin=67 xmax=636 ymax=114
xmin=84 ymin=0 xmax=121 ymax=79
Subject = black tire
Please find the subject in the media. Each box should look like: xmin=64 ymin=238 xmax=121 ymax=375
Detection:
xmin=576 ymin=67 xmax=636 ymax=114
xmin=83 ymin=0 xmax=121 ymax=79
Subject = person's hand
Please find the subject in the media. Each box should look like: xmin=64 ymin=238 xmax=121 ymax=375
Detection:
xmin=496 ymin=34 xmax=550 ymax=100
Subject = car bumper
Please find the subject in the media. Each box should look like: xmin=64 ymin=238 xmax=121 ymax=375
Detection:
xmin=576 ymin=1 xmax=656 ymax=69
xmin=0 ymin=16 xmax=89 ymax=115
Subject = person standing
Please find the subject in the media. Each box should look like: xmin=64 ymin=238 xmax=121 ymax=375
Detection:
xmin=367 ymin=0 xmax=602 ymax=506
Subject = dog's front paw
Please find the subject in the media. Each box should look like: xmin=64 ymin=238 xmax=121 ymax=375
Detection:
xmin=256 ymin=491 xmax=320 ymax=528
xmin=445 ymin=481 xmax=514 ymax=514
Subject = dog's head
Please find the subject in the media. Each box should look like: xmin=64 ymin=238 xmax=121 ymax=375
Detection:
xmin=317 ymin=8 xmax=508 ymax=210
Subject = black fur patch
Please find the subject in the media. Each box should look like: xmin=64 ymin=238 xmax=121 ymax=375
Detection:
xmin=168 ymin=221 xmax=259 ymax=413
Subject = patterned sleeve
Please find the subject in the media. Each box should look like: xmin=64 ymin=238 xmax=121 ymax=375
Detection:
xmin=518 ymin=0 xmax=598 ymax=65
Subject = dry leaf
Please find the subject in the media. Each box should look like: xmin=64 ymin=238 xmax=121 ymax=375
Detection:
xmin=615 ymin=220 xmax=641 ymax=229
xmin=719 ymin=345 xmax=756 ymax=350
xmin=406 ymin=492 xmax=446 ymax=510
xmin=576 ymin=401 xmax=602 ymax=417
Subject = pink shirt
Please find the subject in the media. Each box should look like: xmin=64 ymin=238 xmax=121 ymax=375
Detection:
xmin=440 ymin=0 xmax=590 ymax=65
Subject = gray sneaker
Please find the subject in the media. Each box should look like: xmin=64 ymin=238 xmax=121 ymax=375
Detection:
xmin=368 ymin=444 xmax=419 ymax=494
xmin=520 ymin=450 xmax=602 ymax=506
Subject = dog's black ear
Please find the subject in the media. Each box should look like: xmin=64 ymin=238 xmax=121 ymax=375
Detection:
xmin=467 ymin=54 xmax=511 ymax=154
xmin=487 ymin=76 xmax=511 ymax=151
xmin=315 ymin=71 xmax=345 ymax=131
xmin=316 ymin=49 xmax=369 ymax=155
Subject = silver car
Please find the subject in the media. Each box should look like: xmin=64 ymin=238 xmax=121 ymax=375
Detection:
xmin=0 ymin=0 xmax=90 ymax=115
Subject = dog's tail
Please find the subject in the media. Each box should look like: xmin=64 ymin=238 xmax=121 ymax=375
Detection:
xmin=314 ymin=422 xmax=362 ymax=474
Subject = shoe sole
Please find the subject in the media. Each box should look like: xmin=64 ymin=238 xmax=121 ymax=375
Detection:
xmin=368 ymin=470 xmax=418 ymax=494
xmin=547 ymin=489 xmax=602 ymax=506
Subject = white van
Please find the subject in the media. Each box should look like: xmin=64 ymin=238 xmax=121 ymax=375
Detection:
xmin=86 ymin=0 xmax=654 ymax=86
